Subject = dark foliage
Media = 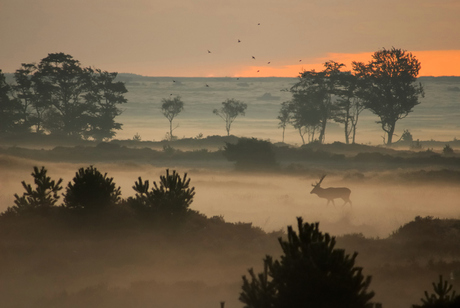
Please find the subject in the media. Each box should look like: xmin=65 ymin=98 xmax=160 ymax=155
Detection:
xmin=64 ymin=166 xmax=121 ymax=212
xmin=127 ymin=169 xmax=195 ymax=219
xmin=240 ymin=217 xmax=375 ymax=308
xmin=223 ymin=138 xmax=278 ymax=170
xmin=5 ymin=166 xmax=63 ymax=216
xmin=413 ymin=275 xmax=460 ymax=308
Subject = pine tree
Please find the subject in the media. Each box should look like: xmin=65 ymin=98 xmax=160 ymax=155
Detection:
xmin=240 ymin=217 xmax=376 ymax=308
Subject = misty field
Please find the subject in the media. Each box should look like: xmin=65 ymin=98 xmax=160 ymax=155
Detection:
xmin=1 ymin=139 xmax=460 ymax=308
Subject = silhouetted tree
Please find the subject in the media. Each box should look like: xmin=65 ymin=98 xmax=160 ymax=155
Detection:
xmin=277 ymin=101 xmax=291 ymax=143
xmin=7 ymin=166 xmax=63 ymax=215
xmin=353 ymin=47 xmax=424 ymax=145
xmin=12 ymin=63 xmax=47 ymax=133
xmin=33 ymin=52 xmax=92 ymax=136
xmin=161 ymin=96 xmax=184 ymax=140
xmin=333 ymin=72 xmax=365 ymax=144
xmin=128 ymin=169 xmax=195 ymax=218
xmin=64 ymin=166 xmax=121 ymax=212
xmin=240 ymin=217 xmax=375 ymax=308
xmin=84 ymin=68 xmax=128 ymax=141
xmin=289 ymin=61 xmax=345 ymax=144
xmin=223 ymin=138 xmax=278 ymax=170
xmin=413 ymin=275 xmax=460 ymax=308
xmin=213 ymin=98 xmax=247 ymax=136
xmin=0 ymin=69 xmax=23 ymax=133
xmin=8 ymin=53 xmax=128 ymax=139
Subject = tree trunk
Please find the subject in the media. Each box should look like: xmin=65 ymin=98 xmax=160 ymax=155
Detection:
xmin=169 ymin=120 xmax=173 ymax=140
xmin=282 ymin=127 xmax=285 ymax=143
xmin=386 ymin=123 xmax=396 ymax=145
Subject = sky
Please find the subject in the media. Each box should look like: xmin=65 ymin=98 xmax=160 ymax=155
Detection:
xmin=1 ymin=0 xmax=460 ymax=77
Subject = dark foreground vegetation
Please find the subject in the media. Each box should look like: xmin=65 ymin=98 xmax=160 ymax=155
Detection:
xmin=1 ymin=162 xmax=460 ymax=308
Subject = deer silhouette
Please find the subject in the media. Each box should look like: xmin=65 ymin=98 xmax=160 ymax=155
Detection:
xmin=310 ymin=175 xmax=352 ymax=206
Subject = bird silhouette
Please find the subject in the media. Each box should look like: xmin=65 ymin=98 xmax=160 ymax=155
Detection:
xmin=258 ymin=23 xmax=260 ymax=25
xmin=208 ymin=50 xmax=211 ymax=53
xmin=267 ymin=61 xmax=271 ymax=64
xmin=299 ymin=59 xmax=302 ymax=62
xmin=252 ymin=56 xmax=256 ymax=59
xmin=173 ymin=80 xmax=176 ymax=83
xmin=205 ymin=84 xmax=209 ymax=87
xmin=238 ymin=39 xmax=241 ymax=43
xmin=257 ymin=70 xmax=260 ymax=72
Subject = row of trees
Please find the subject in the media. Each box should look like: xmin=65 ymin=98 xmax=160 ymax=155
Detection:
xmin=0 ymin=53 xmax=128 ymax=141
xmin=161 ymin=96 xmax=247 ymax=140
xmin=5 ymin=166 xmax=195 ymax=219
xmin=278 ymin=48 xmax=425 ymax=145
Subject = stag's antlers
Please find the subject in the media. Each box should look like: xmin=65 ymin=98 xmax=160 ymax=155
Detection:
xmin=312 ymin=175 xmax=326 ymax=187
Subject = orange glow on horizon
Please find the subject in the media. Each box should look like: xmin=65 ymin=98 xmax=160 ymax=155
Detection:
xmin=235 ymin=50 xmax=460 ymax=78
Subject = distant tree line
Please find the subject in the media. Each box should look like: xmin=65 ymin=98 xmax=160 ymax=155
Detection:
xmin=0 ymin=53 xmax=128 ymax=141
xmin=279 ymin=47 xmax=424 ymax=145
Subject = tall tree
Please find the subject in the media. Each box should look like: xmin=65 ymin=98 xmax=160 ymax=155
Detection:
xmin=84 ymin=68 xmax=128 ymax=141
xmin=289 ymin=61 xmax=344 ymax=144
xmin=0 ymin=69 xmax=23 ymax=133
xmin=353 ymin=47 xmax=424 ymax=145
xmin=161 ymin=96 xmax=184 ymax=140
xmin=213 ymin=98 xmax=247 ymax=136
xmin=33 ymin=52 xmax=92 ymax=136
xmin=12 ymin=63 xmax=49 ymax=133
xmin=277 ymin=101 xmax=291 ymax=143
xmin=333 ymin=72 xmax=365 ymax=144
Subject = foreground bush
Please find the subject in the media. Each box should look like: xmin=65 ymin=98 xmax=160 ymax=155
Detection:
xmin=240 ymin=217 xmax=376 ymax=308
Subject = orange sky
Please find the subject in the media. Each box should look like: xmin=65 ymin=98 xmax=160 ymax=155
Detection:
xmin=236 ymin=50 xmax=460 ymax=78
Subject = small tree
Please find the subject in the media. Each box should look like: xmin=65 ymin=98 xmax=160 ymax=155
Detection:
xmin=240 ymin=217 xmax=375 ymax=308
xmin=64 ymin=166 xmax=121 ymax=212
xmin=353 ymin=47 xmax=424 ymax=145
xmin=413 ymin=275 xmax=460 ymax=308
xmin=213 ymin=98 xmax=247 ymax=136
xmin=443 ymin=144 xmax=454 ymax=155
xmin=9 ymin=166 xmax=63 ymax=215
xmin=161 ymin=96 xmax=184 ymax=140
xmin=128 ymin=169 xmax=195 ymax=218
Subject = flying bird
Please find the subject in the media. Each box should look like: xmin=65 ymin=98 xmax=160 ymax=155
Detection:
xmin=208 ymin=50 xmax=211 ymax=53
xmin=257 ymin=70 xmax=260 ymax=73
xmin=258 ymin=23 xmax=260 ymax=25
xmin=238 ymin=39 xmax=241 ymax=43
xmin=267 ymin=61 xmax=271 ymax=64
xmin=252 ymin=56 xmax=256 ymax=59
xmin=205 ymin=84 xmax=209 ymax=87
xmin=299 ymin=59 xmax=302 ymax=62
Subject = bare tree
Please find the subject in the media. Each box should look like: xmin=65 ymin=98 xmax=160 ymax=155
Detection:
xmin=213 ymin=98 xmax=247 ymax=136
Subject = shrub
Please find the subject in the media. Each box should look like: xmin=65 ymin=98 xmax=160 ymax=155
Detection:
xmin=443 ymin=144 xmax=454 ymax=155
xmin=128 ymin=169 xmax=195 ymax=218
xmin=239 ymin=217 xmax=376 ymax=308
xmin=64 ymin=166 xmax=121 ymax=212
xmin=6 ymin=166 xmax=63 ymax=215
xmin=223 ymin=138 xmax=278 ymax=170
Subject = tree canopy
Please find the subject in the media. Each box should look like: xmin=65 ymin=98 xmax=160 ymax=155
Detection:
xmin=240 ymin=217 xmax=375 ymax=308
xmin=161 ymin=96 xmax=184 ymax=140
xmin=2 ymin=52 xmax=128 ymax=140
xmin=352 ymin=47 xmax=424 ymax=145
xmin=213 ymin=98 xmax=247 ymax=136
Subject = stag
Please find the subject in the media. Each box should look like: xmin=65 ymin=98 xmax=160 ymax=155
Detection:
xmin=310 ymin=175 xmax=352 ymax=206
